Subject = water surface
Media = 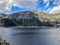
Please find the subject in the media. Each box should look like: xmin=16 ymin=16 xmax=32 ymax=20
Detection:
xmin=0 ymin=27 xmax=60 ymax=45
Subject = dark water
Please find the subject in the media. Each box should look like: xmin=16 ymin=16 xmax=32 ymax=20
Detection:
xmin=0 ymin=27 xmax=60 ymax=45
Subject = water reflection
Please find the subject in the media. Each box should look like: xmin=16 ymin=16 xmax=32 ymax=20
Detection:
xmin=0 ymin=28 xmax=60 ymax=45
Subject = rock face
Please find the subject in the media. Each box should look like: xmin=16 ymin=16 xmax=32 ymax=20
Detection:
xmin=2 ymin=18 xmax=16 ymax=26
xmin=1 ymin=11 xmax=43 ymax=26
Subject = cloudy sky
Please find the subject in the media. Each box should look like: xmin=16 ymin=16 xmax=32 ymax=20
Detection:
xmin=0 ymin=0 xmax=60 ymax=14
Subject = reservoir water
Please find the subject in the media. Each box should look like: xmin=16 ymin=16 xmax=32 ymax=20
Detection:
xmin=0 ymin=27 xmax=60 ymax=45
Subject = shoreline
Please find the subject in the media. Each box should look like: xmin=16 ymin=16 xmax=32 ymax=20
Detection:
xmin=0 ymin=26 xmax=54 ymax=29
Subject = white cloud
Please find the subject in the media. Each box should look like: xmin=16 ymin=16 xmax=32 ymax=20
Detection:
xmin=49 ymin=5 xmax=60 ymax=14
xmin=53 ymin=0 xmax=60 ymax=5
xmin=1 ymin=0 xmax=60 ymax=14
xmin=45 ymin=2 xmax=49 ymax=8
xmin=43 ymin=0 xmax=49 ymax=3
xmin=47 ymin=0 xmax=60 ymax=14
xmin=46 ymin=8 xmax=52 ymax=12
xmin=0 ymin=0 xmax=37 ymax=13
xmin=0 ymin=0 xmax=13 ymax=13
xmin=13 ymin=0 xmax=37 ymax=8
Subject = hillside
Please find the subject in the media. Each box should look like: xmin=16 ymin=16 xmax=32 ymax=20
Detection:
xmin=34 ymin=11 xmax=60 ymax=22
xmin=1 ymin=11 xmax=44 ymax=26
xmin=0 ymin=11 xmax=60 ymax=27
xmin=34 ymin=11 xmax=60 ymax=19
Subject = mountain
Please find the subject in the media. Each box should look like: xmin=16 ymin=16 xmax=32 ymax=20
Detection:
xmin=0 ymin=11 xmax=60 ymax=27
xmin=1 ymin=11 xmax=44 ymax=26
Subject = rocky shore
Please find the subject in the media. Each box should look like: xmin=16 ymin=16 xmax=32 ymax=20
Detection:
xmin=0 ymin=36 xmax=10 ymax=45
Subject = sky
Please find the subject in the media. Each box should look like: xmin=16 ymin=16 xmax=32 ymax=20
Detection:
xmin=0 ymin=0 xmax=60 ymax=14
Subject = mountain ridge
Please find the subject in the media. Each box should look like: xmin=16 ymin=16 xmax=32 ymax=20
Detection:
xmin=0 ymin=11 xmax=60 ymax=27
